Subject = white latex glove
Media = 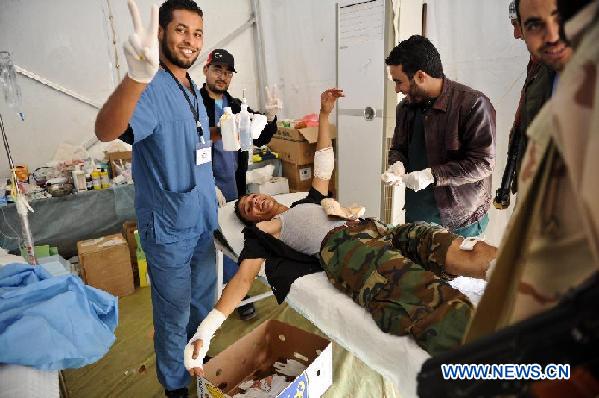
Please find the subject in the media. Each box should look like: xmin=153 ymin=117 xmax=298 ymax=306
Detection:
xmin=264 ymin=84 xmax=283 ymax=121
xmin=123 ymin=0 xmax=159 ymax=84
xmin=215 ymin=186 xmax=226 ymax=207
xmin=381 ymin=161 xmax=406 ymax=186
xmin=250 ymin=113 xmax=268 ymax=139
xmin=402 ymin=168 xmax=434 ymax=192
xmin=184 ymin=309 xmax=226 ymax=372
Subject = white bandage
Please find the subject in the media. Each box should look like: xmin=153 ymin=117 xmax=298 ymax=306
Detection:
xmin=183 ymin=309 xmax=226 ymax=371
xmin=314 ymin=147 xmax=334 ymax=180
xmin=321 ymin=198 xmax=365 ymax=220
xmin=381 ymin=161 xmax=406 ymax=186
xmin=459 ymin=236 xmax=486 ymax=251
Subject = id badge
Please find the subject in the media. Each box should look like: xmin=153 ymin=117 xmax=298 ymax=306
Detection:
xmin=196 ymin=141 xmax=212 ymax=165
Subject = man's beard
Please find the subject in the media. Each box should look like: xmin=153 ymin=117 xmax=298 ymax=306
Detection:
xmin=206 ymin=81 xmax=229 ymax=95
xmin=406 ymin=79 xmax=429 ymax=105
xmin=161 ymin=36 xmax=198 ymax=69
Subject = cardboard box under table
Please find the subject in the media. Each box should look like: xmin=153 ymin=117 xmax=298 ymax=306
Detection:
xmin=268 ymin=124 xmax=336 ymax=165
xmin=77 ymin=234 xmax=135 ymax=297
xmin=198 ymin=320 xmax=332 ymax=398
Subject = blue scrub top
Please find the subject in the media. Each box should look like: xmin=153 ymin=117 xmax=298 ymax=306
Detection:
xmin=211 ymin=95 xmax=239 ymax=201
xmin=130 ymin=69 xmax=218 ymax=244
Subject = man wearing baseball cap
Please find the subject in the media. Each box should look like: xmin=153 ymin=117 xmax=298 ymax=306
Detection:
xmin=200 ymin=48 xmax=282 ymax=320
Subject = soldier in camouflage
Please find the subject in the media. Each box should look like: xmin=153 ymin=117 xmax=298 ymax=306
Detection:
xmin=320 ymin=219 xmax=475 ymax=355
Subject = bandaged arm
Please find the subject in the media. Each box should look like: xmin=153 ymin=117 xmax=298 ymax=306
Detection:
xmin=312 ymin=107 xmax=336 ymax=195
xmin=185 ymin=258 xmax=263 ymax=374
xmin=314 ymin=147 xmax=334 ymax=180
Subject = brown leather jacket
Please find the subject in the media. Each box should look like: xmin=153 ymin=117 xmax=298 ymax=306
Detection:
xmin=389 ymin=78 xmax=496 ymax=230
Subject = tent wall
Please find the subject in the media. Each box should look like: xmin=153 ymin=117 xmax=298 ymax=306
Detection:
xmin=258 ymin=0 xmax=338 ymax=121
xmin=0 ymin=0 xmax=259 ymax=177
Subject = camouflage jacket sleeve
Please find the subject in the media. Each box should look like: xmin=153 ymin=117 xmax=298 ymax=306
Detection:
xmin=391 ymin=223 xmax=458 ymax=279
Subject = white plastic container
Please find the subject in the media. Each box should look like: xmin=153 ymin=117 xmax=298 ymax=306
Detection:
xmin=71 ymin=168 xmax=87 ymax=192
xmin=239 ymin=102 xmax=252 ymax=152
xmin=219 ymin=107 xmax=240 ymax=151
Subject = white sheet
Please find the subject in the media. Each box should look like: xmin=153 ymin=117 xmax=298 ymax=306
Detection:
xmin=218 ymin=193 xmax=486 ymax=398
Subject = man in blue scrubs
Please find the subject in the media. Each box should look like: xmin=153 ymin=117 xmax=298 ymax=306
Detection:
xmin=95 ymin=1 xmax=216 ymax=397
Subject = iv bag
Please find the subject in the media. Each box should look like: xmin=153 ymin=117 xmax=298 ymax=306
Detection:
xmin=0 ymin=51 xmax=24 ymax=120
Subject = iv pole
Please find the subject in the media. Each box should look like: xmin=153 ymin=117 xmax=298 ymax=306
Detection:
xmin=0 ymin=50 xmax=37 ymax=265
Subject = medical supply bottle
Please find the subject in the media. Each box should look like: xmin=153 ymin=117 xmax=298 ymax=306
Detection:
xmin=100 ymin=169 xmax=111 ymax=189
xmin=219 ymin=107 xmax=240 ymax=151
xmin=91 ymin=170 xmax=101 ymax=190
xmin=239 ymin=97 xmax=252 ymax=152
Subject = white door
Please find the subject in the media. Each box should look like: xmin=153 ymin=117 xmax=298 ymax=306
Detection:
xmin=336 ymin=0 xmax=388 ymax=218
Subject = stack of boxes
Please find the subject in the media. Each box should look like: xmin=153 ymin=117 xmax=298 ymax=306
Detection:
xmin=268 ymin=123 xmax=337 ymax=195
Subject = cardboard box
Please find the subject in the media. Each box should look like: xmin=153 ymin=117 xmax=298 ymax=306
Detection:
xmin=247 ymin=177 xmax=290 ymax=196
xmin=282 ymin=162 xmax=313 ymax=192
xmin=77 ymin=234 xmax=135 ymax=297
xmin=107 ymin=151 xmax=132 ymax=177
xmin=269 ymin=125 xmax=336 ymax=165
xmin=198 ymin=320 xmax=332 ymax=398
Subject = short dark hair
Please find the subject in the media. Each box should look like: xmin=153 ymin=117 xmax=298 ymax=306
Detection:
xmin=385 ymin=35 xmax=444 ymax=79
xmin=234 ymin=196 xmax=254 ymax=227
xmin=159 ymin=0 xmax=203 ymax=29
xmin=515 ymin=0 xmax=521 ymax=21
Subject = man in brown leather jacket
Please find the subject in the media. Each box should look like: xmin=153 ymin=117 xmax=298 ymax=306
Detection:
xmin=385 ymin=35 xmax=496 ymax=237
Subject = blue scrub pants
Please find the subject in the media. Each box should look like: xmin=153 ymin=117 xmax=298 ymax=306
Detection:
xmin=142 ymin=231 xmax=216 ymax=391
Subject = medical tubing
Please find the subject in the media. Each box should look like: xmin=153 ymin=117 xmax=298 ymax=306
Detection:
xmin=1 ymin=114 xmax=36 ymax=264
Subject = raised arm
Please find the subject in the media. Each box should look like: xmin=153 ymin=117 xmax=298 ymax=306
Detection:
xmin=312 ymin=88 xmax=344 ymax=195
xmin=96 ymin=78 xmax=148 ymax=142
xmin=95 ymin=0 xmax=159 ymax=142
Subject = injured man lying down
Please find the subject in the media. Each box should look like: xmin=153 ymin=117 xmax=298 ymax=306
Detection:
xmin=185 ymin=89 xmax=497 ymax=376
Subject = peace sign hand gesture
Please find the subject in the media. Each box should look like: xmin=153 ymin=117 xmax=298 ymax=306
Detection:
xmin=264 ymin=84 xmax=283 ymax=121
xmin=123 ymin=0 xmax=160 ymax=84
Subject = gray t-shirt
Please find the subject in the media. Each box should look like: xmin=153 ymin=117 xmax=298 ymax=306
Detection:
xmin=276 ymin=203 xmax=346 ymax=255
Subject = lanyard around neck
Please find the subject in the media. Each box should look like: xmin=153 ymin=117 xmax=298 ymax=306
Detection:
xmin=160 ymin=61 xmax=205 ymax=144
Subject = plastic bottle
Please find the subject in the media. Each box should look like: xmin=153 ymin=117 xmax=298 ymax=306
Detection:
xmin=238 ymin=94 xmax=252 ymax=152
xmin=85 ymin=173 xmax=93 ymax=190
xmin=0 ymin=51 xmax=24 ymax=121
xmin=219 ymin=107 xmax=240 ymax=151
xmin=91 ymin=170 xmax=101 ymax=190
xmin=72 ymin=165 xmax=86 ymax=192
xmin=100 ymin=169 xmax=111 ymax=189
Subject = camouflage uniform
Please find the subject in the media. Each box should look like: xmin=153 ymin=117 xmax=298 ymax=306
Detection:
xmin=319 ymin=218 xmax=473 ymax=356
xmin=465 ymin=4 xmax=599 ymax=343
